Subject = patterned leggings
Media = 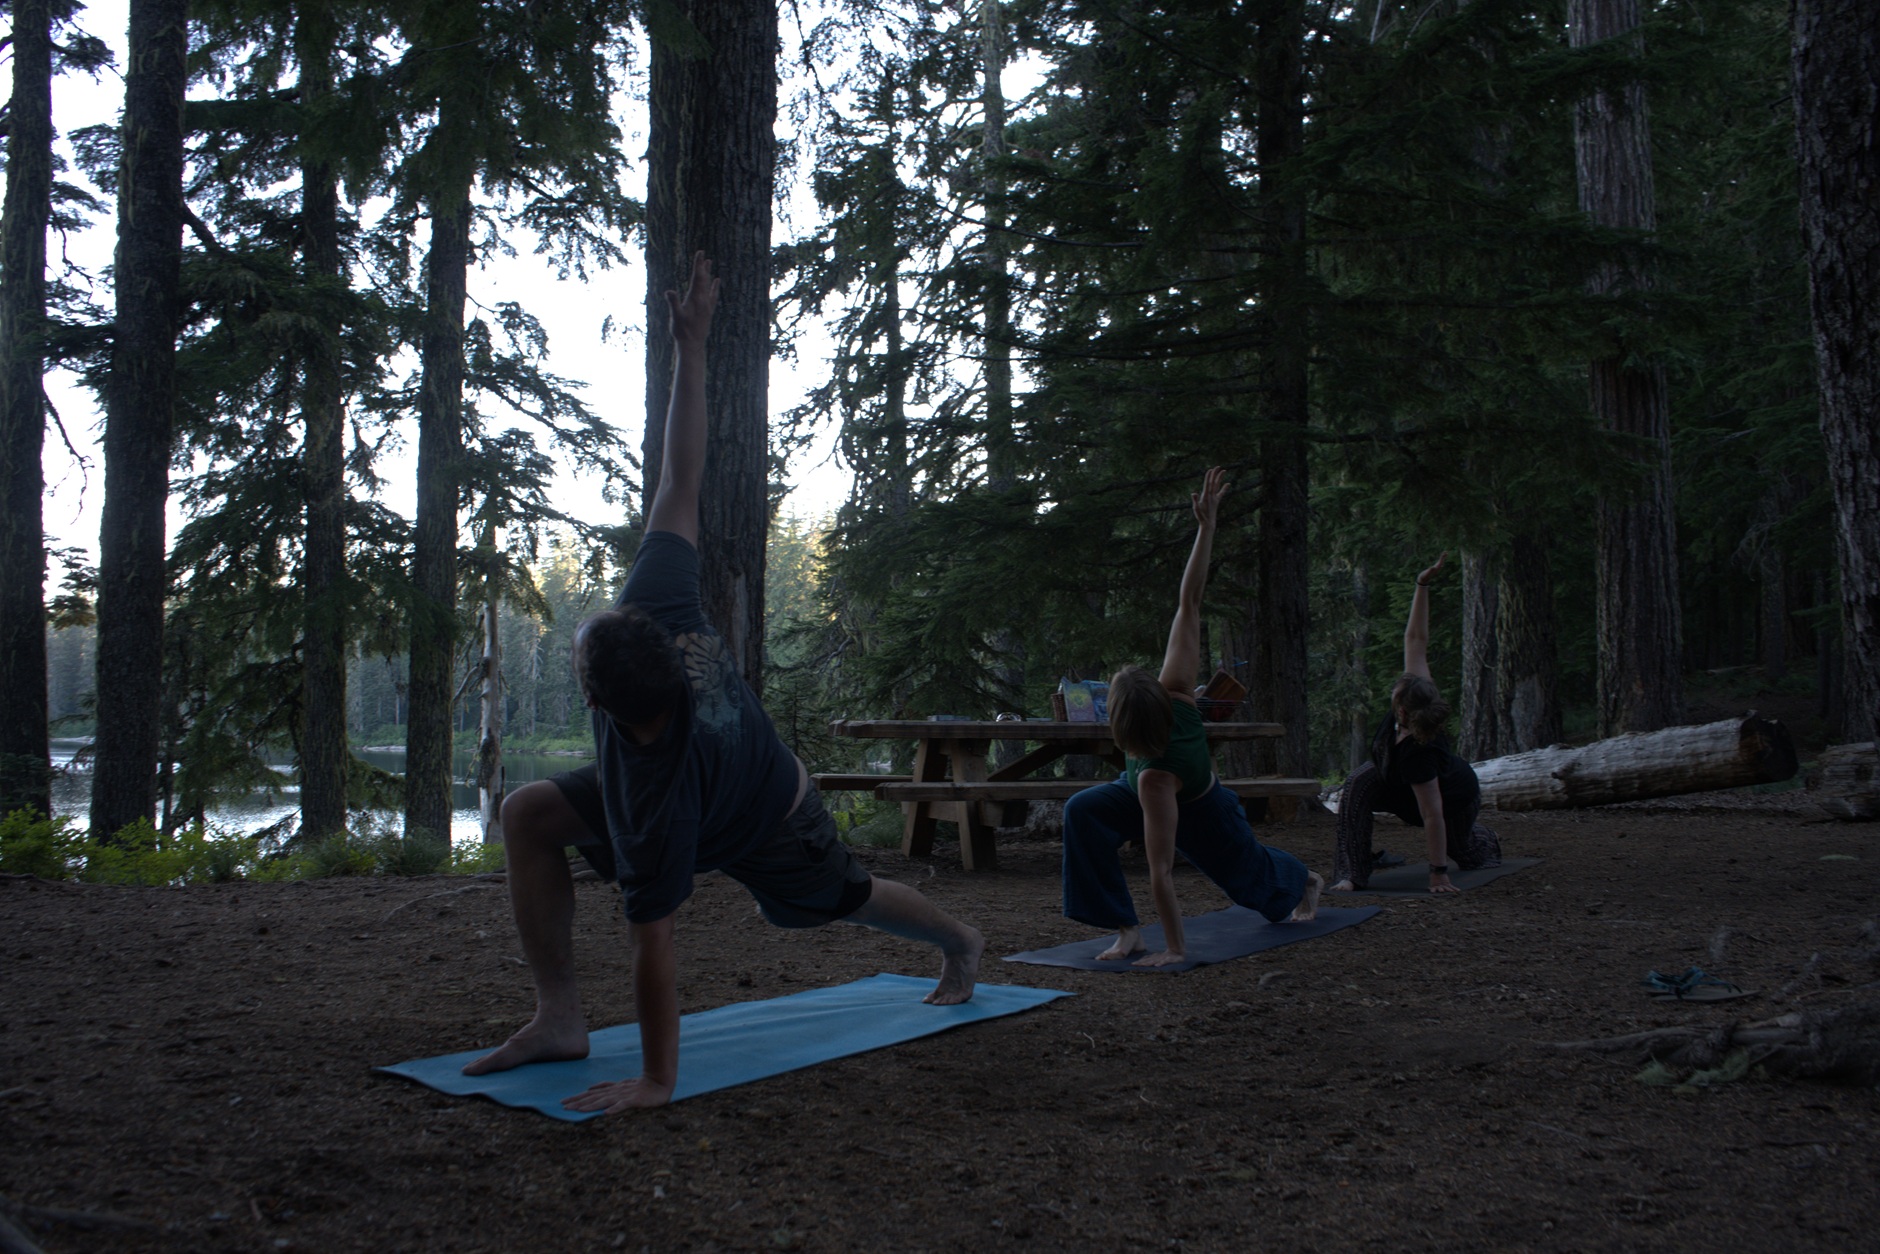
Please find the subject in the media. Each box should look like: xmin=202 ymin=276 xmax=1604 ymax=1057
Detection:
xmin=1333 ymin=761 xmax=1501 ymax=888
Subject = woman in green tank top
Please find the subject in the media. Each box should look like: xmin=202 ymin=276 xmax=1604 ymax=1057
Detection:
xmin=1061 ymin=469 xmax=1324 ymax=965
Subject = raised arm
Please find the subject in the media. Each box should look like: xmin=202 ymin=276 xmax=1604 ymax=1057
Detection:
xmin=1402 ymin=551 xmax=1447 ymax=681
xmin=1157 ymin=467 xmax=1226 ymax=694
xmin=643 ymin=252 xmax=721 ymax=544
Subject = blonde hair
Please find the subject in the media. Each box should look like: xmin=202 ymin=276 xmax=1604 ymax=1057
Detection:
xmin=1391 ymin=673 xmax=1451 ymax=744
xmin=1108 ymin=664 xmax=1174 ymax=759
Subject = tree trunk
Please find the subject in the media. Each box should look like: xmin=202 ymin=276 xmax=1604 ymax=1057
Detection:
xmin=1473 ymin=713 xmax=1796 ymax=811
xmin=477 ymin=575 xmax=504 ymax=846
xmin=1457 ymin=550 xmax=1500 ymax=760
xmin=644 ymin=0 xmax=777 ymax=688
xmin=981 ymin=0 xmax=1014 ymax=493
xmin=404 ymin=188 xmax=472 ymax=846
xmin=90 ymin=0 xmax=188 ymax=840
xmin=1248 ymin=0 xmax=1311 ymax=777
xmin=297 ymin=17 xmax=349 ymax=843
xmin=1810 ymin=742 xmax=1877 ymax=821
xmin=1495 ymin=530 xmax=1562 ymax=751
xmin=1348 ymin=563 xmax=1371 ymax=771
xmin=0 ymin=0 xmax=54 ymax=819
xmin=1569 ymin=0 xmax=1684 ymax=737
xmin=1792 ymin=0 xmax=1880 ymax=744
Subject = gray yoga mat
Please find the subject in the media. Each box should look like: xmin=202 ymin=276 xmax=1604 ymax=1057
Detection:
xmin=1002 ymin=904 xmax=1380 ymax=974
xmin=1329 ymin=856 xmax=1542 ymax=897
xmin=379 ymin=973 xmax=1072 ymax=1120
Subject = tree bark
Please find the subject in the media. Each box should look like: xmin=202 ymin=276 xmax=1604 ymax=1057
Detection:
xmin=477 ymin=573 xmax=504 ymax=846
xmin=1811 ymin=741 xmax=1877 ymax=821
xmin=1247 ymin=0 xmax=1311 ymax=777
xmin=1495 ymin=529 xmax=1562 ymax=751
xmin=298 ymin=14 xmax=349 ymax=842
xmin=1347 ymin=563 xmax=1372 ymax=771
xmin=981 ymin=0 xmax=1014 ymax=493
xmin=1569 ymin=0 xmax=1684 ymax=737
xmin=404 ymin=188 xmax=472 ymax=846
xmin=1792 ymin=0 xmax=1880 ymax=743
xmin=0 ymin=0 xmax=54 ymax=819
xmin=1457 ymin=550 xmax=1500 ymax=760
xmin=644 ymin=0 xmax=777 ymax=688
xmin=1473 ymin=713 xmax=1796 ymax=811
xmin=90 ymin=0 xmax=188 ymax=840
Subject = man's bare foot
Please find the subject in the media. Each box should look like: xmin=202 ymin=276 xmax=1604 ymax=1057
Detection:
xmin=924 ymin=926 xmax=984 ymax=1005
xmin=1096 ymin=925 xmax=1146 ymax=961
xmin=462 ymin=1011 xmax=589 ymax=1075
xmin=1289 ymin=871 xmax=1324 ymax=923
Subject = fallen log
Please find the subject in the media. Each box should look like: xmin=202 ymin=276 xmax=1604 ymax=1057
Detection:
xmin=1473 ymin=712 xmax=1796 ymax=812
xmin=1811 ymin=741 xmax=1878 ymax=820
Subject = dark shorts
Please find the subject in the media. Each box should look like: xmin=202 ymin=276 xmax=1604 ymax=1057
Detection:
xmin=549 ymin=764 xmax=874 ymax=928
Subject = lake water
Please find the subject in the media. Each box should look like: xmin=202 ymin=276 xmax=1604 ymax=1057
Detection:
xmin=47 ymin=740 xmax=593 ymax=845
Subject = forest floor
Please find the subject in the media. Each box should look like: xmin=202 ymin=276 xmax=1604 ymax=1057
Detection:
xmin=5 ymin=786 xmax=1879 ymax=1253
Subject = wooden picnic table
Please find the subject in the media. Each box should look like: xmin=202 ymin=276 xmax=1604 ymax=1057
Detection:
xmin=823 ymin=718 xmax=1319 ymax=871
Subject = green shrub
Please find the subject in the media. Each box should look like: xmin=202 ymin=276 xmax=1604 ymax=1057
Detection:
xmin=0 ymin=807 xmax=86 ymax=878
xmin=83 ymin=819 xmax=198 ymax=885
xmin=448 ymin=839 xmax=508 ymax=874
xmin=375 ymin=829 xmax=451 ymax=877
xmin=304 ymin=834 xmax=378 ymax=877
xmin=834 ymin=798 xmax=904 ymax=850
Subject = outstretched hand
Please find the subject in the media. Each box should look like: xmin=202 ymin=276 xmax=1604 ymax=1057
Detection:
xmin=1416 ymin=551 xmax=1449 ymax=588
xmin=1192 ymin=466 xmax=1226 ymax=529
xmin=666 ymin=251 xmax=721 ymax=349
xmin=560 ymin=1074 xmax=675 ymax=1115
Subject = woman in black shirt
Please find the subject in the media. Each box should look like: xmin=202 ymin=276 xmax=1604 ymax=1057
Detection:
xmin=1330 ymin=553 xmax=1501 ymax=893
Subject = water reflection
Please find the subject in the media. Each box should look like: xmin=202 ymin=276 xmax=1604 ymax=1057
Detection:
xmin=47 ymin=740 xmax=592 ymax=844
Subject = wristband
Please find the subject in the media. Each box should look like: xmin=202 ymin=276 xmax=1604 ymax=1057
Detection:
xmin=1429 ymin=864 xmax=1449 ymax=876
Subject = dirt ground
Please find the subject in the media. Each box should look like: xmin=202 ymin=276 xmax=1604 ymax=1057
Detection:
xmin=4 ymin=790 xmax=1878 ymax=1254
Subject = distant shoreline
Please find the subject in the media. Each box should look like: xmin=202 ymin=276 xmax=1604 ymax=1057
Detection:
xmin=355 ymin=745 xmax=593 ymax=758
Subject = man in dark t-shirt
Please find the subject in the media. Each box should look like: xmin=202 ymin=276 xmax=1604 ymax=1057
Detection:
xmin=463 ymin=253 xmax=983 ymax=1114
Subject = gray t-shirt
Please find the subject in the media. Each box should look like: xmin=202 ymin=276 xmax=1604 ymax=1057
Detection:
xmin=593 ymin=531 xmax=798 ymax=923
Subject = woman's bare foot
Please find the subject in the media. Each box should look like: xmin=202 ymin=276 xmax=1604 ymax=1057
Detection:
xmin=462 ymin=1010 xmax=589 ymax=1075
xmin=1289 ymin=871 xmax=1324 ymax=923
xmin=1096 ymin=925 xmax=1145 ymax=961
xmin=924 ymin=926 xmax=985 ymax=1005
xmin=1327 ymin=877 xmax=1354 ymax=893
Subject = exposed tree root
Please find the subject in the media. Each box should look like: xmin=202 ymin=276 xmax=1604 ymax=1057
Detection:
xmin=1545 ymin=1000 xmax=1880 ymax=1087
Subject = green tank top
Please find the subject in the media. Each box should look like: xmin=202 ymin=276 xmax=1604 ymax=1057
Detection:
xmin=1125 ymin=697 xmax=1216 ymax=802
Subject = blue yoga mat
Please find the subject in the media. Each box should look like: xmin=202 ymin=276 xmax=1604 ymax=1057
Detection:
xmin=378 ymin=973 xmax=1073 ymax=1120
xmin=1002 ymin=904 xmax=1379 ymax=974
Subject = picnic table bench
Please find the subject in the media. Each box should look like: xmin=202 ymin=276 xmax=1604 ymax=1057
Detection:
xmin=821 ymin=718 xmax=1319 ymax=870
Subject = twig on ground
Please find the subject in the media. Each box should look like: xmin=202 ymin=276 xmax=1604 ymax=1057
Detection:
xmin=381 ymin=883 xmax=503 ymax=922
xmin=0 ymin=1192 xmax=157 ymax=1241
xmin=0 ymin=1210 xmax=46 ymax=1254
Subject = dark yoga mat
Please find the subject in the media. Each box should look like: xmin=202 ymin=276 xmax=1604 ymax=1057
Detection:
xmin=1002 ymin=904 xmax=1379 ymax=974
xmin=1328 ymin=856 xmax=1542 ymax=897
xmin=378 ymin=973 xmax=1072 ymax=1120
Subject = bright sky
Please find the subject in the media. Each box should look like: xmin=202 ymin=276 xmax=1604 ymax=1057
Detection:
xmin=39 ymin=1 xmax=852 ymax=573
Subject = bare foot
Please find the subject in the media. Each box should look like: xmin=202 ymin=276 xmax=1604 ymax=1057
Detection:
xmin=462 ymin=1011 xmax=589 ymax=1075
xmin=924 ymin=925 xmax=984 ymax=1005
xmin=1289 ymin=871 xmax=1324 ymax=923
xmin=1096 ymin=925 xmax=1146 ymax=961
xmin=1327 ymin=878 xmax=1354 ymax=893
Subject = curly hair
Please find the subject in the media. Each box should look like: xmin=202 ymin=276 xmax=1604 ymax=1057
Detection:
xmin=573 ymin=606 xmax=685 ymax=725
xmin=1390 ymin=673 xmax=1451 ymax=744
xmin=1107 ymin=664 xmax=1174 ymax=759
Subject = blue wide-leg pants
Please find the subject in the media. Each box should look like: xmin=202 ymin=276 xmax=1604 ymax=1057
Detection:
xmin=1061 ymin=780 xmax=1309 ymax=928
